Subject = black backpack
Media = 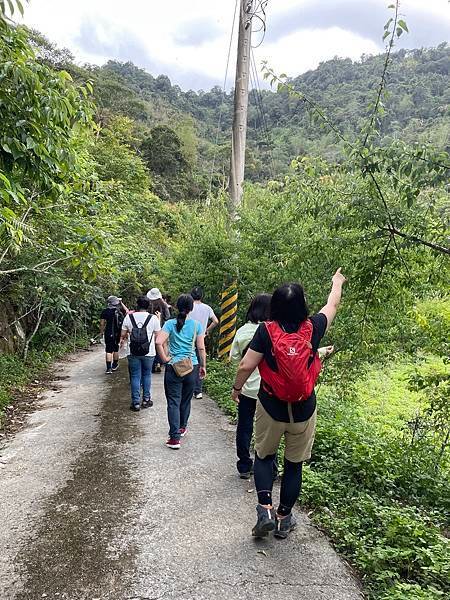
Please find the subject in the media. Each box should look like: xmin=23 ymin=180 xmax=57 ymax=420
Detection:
xmin=112 ymin=309 xmax=124 ymax=338
xmin=129 ymin=313 xmax=153 ymax=356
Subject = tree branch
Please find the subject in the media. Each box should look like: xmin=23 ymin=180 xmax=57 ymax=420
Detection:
xmin=0 ymin=255 xmax=73 ymax=276
xmin=23 ymin=302 xmax=45 ymax=361
xmin=5 ymin=302 xmax=42 ymax=329
xmin=362 ymin=0 xmax=399 ymax=148
xmin=359 ymin=234 xmax=393 ymax=343
xmin=382 ymin=227 xmax=450 ymax=256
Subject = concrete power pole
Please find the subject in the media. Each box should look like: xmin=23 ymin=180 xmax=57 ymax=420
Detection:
xmin=229 ymin=0 xmax=253 ymax=214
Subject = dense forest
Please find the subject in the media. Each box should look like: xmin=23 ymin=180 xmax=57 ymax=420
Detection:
xmin=28 ymin=29 xmax=450 ymax=199
xmin=0 ymin=1 xmax=449 ymax=599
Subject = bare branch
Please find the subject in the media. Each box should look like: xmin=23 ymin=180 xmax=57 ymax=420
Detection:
xmin=383 ymin=227 xmax=450 ymax=256
xmin=0 ymin=255 xmax=73 ymax=276
xmin=360 ymin=234 xmax=393 ymax=341
xmin=5 ymin=302 xmax=42 ymax=329
xmin=362 ymin=0 xmax=399 ymax=149
xmin=23 ymin=302 xmax=45 ymax=361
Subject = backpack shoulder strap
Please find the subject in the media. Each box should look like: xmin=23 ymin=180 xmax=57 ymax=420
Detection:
xmin=299 ymin=319 xmax=314 ymax=352
xmin=143 ymin=313 xmax=152 ymax=328
xmin=129 ymin=313 xmax=137 ymax=328
xmin=264 ymin=321 xmax=282 ymax=344
xmin=298 ymin=319 xmax=313 ymax=337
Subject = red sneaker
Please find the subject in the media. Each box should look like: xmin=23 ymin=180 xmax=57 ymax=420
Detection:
xmin=165 ymin=438 xmax=181 ymax=450
xmin=179 ymin=427 xmax=188 ymax=437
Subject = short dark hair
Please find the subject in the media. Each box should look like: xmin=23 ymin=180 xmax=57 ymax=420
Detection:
xmin=191 ymin=286 xmax=203 ymax=301
xmin=246 ymin=293 xmax=272 ymax=324
xmin=270 ymin=283 xmax=308 ymax=327
xmin=136 ymin=295 xmax=150 ymax=310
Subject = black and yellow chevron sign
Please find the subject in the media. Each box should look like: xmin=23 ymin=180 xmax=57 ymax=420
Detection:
xmin=218 ymin=281 xmax=238 ymax=359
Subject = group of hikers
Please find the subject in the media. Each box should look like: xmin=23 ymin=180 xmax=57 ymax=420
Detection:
xmin=99 ymin=268 xmax=346 ymax=538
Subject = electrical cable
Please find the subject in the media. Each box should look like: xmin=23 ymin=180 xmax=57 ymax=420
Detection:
xmin=208 ymin=0 xmax=239 ymax=196
xmin=248 ymin=0 xmax=269 ymax=48
xmin=250 ymin=47 xmax=276 ymax=178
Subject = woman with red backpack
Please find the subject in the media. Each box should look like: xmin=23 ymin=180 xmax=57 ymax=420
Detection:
xmin=231 ymin=268 xmax=346 ymax=538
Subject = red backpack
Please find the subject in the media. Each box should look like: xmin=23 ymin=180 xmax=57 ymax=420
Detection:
xmin=258 ymin=320 xmax=322 ymax=403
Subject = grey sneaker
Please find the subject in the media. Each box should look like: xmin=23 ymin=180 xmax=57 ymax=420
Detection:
xmin=275 ymin=512 xmax=297 ymax=539
xmin=252 ymin=504 xmax=276 ymax=538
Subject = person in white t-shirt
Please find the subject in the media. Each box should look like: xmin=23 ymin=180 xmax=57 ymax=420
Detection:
xmin=189 ymin=286 xmax=219 ymax=398
xmin=120 ymin=296 xmax=161 ymax=411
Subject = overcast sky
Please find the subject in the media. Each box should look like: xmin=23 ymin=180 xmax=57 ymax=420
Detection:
xmin=21 ymin=0 xmax=450 ymax=91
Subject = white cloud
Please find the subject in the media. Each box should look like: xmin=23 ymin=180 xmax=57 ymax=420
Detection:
xmin=20 ymin=0 xmax=450 ymax=90
xmin=253 ymin=27 xmax=380 ymax=80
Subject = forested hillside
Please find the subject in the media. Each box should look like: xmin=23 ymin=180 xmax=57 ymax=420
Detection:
xmin=1 ymin=2 xmax=449 ymax=599
xmin=30 ymin=30 xmax=450 ymax=196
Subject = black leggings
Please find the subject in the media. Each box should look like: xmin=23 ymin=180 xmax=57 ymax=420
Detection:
xmin=254 ymin=453 xmax=303 ymax=515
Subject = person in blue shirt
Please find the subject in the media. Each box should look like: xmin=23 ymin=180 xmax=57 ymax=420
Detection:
xmin=156 ymin=294 xmax=206 ymax=449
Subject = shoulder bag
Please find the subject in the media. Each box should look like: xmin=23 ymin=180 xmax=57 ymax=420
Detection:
xmin=172 ymin=323 xmax=198 ymax=377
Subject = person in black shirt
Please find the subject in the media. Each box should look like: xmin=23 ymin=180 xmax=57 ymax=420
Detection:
xmin=231 ymin=268 xmax=346 ymax=538
xmin=100 ymin=295 xmax=128 ymax=374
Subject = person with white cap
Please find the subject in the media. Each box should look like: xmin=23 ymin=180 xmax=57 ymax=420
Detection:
xmin=147 ymin=288 xmax=170 ymax=372
xmin=100 ymin=295 xmax=128 ymax=374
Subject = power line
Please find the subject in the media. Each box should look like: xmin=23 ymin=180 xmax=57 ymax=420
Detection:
xmin=250 ymin=47 xmax=276 ymax=178
xmin=208 ymin=0 xmax=239 ymax=197
xmin=252 ymin=50 xmax=276 ymax=176
xmin=248 ymin=0 xmax=269 ymax=48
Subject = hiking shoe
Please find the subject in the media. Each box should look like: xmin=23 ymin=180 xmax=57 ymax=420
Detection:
xmin=130 ymin=404 xmax=140 ymax=412
xmin=239 ymin=471 xmax=252 ymax=480
xmin=142 ymin=398 xmax=153 ymax=409
xmin=194 ymin=392 xmax=203 ymax=399
xmin=179 ymin=427 xmax=188 ymax=437
xmin=275 ymin=512 xmax=297 ymax=539
xmin=252 ymin=505 xmax=276 ymax=538
xmin=105 ymin=368 xmax=113 ymax=374
xmin=155 ymin=365 xmax=162 ymax=373
xmin=166 ymin=438 xmax=181 ymax=450
xmin=111 ymin=362 xmax=119 ymax=371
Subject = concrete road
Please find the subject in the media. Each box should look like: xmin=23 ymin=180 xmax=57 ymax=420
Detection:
xmin=0 ymin=349 xmax=363 ymax=600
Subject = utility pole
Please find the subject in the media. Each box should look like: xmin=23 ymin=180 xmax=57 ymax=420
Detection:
xmin=219 ymin=1 xmax=254 ymax=360
xmin=229 ymin=0 xmax=253 ymax=214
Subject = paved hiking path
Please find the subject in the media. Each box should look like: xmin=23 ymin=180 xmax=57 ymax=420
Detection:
xmin=0 ymin=349 xmax=362 ymax=600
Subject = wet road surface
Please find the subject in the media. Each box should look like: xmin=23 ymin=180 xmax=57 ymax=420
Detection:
xmin=0 ymin=349 xmax=363 ymax=600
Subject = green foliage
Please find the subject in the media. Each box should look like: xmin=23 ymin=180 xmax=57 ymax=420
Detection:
xmin=141 ymin=125 xmax=186 ymax=177
xmin=204 ymin=359 xmax=236 ymax=420
xmin=205 ymin=355 xmax=450 ymax=599
xmin=185 ymin=127 xmax=449 ymax=600
xmin=0 ymin=24 xmax=180 ymax=369
xmin=166 ymin=195 xmax=236 ymax=308
xmin=0 ymin=25 xmax=95 ymax=258
xmin=409 ymin=297 xmax=450 ymax=355
xmin=28 ymin=28 xmax=450 ymax=186
xmin=1 ymin=10 xmax=449 ymax=600
xmin=0 ymin=27 xmax=92 ymax=191
xmin=0 ymin=0 xmax=26 ymax=25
